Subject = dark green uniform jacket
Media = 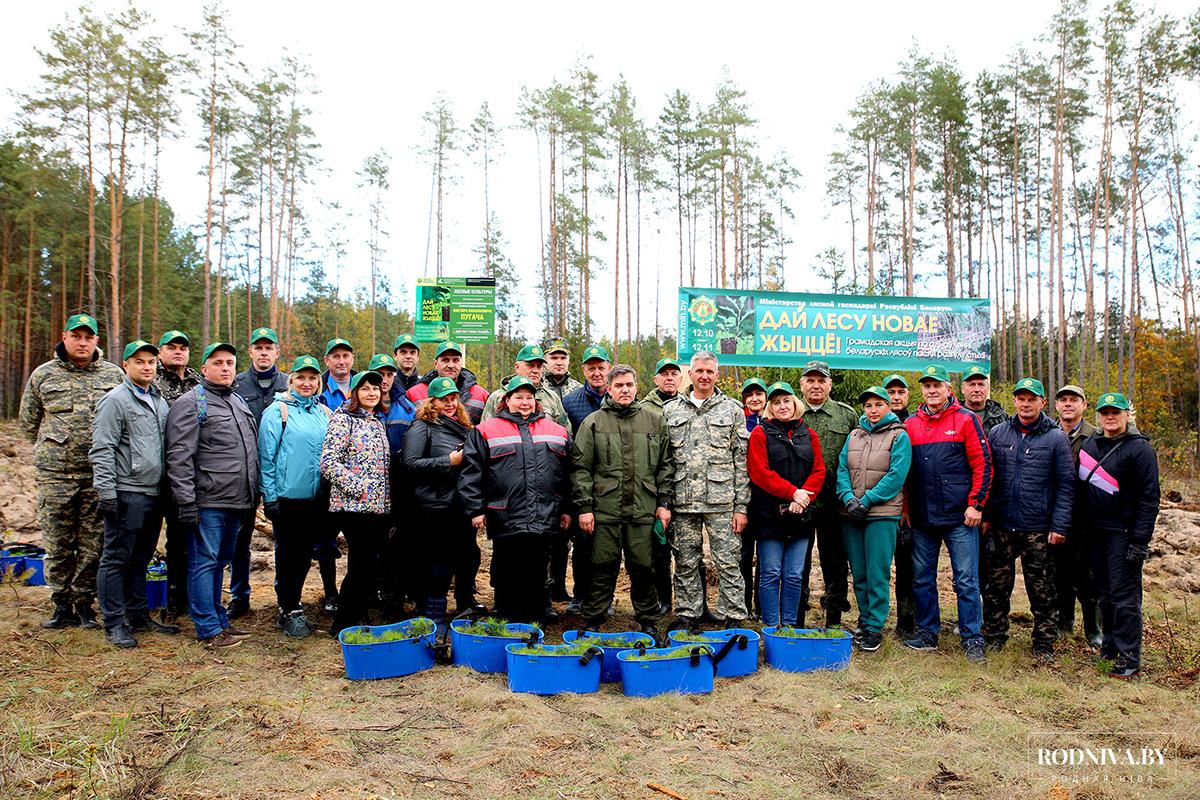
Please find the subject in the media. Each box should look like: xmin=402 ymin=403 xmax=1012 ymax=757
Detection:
xmin=571 ymin=397 xmax=674 ymax=524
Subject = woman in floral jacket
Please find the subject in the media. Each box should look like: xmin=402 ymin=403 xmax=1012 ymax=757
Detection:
xmin=320 ymin=370 xmax=390 ymax=634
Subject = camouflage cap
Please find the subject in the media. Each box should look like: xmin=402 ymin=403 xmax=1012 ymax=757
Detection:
xmin=393 ymin=334 xmax=420 ymax=351
xmin=122 ymin=340 xmax=158 ymax=360
xmin=202 ymin=342 xmax=237 ymax=361
xmin=158 ymin=329 xmax=190 ymax=347
xmin=918 ymin=365 xmax=951 ymax=383
xmin=515 ymin=344 xmax=547 ymax=363
xmin=1095 ymin=392 xmax=1130 ymax=411
xmin=801 ymin=360 xmax=831 ymax=377
xmin=66 ymin=313 xmax=99 ymax=335
xmin=290 ymin=354 xmax=321 ymax=373
xmin=250 ymin=327 xmax=279 ymax=344
xmin=1013 ymin=377 xmax=1045 ymax=397
xmin=544 ymin=337 xmax=571 ymax=355
xmin=427 ymin=376 xmax=459 ymax=398
xmin=368 ymin=353 xmax=398 ymax=372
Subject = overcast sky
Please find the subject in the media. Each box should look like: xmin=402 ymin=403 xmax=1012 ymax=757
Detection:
xmin=3 ymin=0 xmax=1196 ymax=342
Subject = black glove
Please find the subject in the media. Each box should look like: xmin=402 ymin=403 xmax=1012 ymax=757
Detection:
xmin=98 ymin=498 xmax=118 ymax=522
xmin=1126 ymin=542 xmax=1149 ymax=564
xmin=845 ymin=497 xmax=869 ymax=522
xmin=177 ymin=505 xmax=199 ymax=526
xmin=263 ymin=501 xmax=280 ymax=522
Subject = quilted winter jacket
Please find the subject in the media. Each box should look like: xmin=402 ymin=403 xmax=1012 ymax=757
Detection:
xmin=904 ymin=394 xmax=993 ymax=529
xmin=986 ymin=413 xmax=1075 ymax=533
xmin=402 ymin=415 xmax=471 ymax=511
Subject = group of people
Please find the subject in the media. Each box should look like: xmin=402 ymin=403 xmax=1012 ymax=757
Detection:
xmin=17 ymin=313 xmax=1160 ymax=679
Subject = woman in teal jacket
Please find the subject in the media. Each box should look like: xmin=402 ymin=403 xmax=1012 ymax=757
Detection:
xmin=837 ymin=386 xmax=912 ymax=652
xmin=258 ymin=355 xmax=331 ymax=638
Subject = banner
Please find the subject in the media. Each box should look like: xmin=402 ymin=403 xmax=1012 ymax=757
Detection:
xmin=677 ymin=287 xmax=991 ymax=372
xmin=414 ymin=277 xmax=497 ymax=344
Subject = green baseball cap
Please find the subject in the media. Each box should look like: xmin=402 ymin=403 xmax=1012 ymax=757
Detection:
xmin=655 ymin=358 xmax=681 ymax=374
xmin=581 ymin=345 xmax=611 ymax=363
xmin=122 ymin=340 xmax=158 ymax=360
xmin=801 ymin=360 xmax=831 ymax=378
xmin=202 ymin=342 xmax=237 ymax=361
xmin=741 ymin=377 xmax=768 ymax=396
xmin=393 ymin=334 xmax=419 ymax=351
xmin=435 ymin=341 xmax=464 ymax=358
xmin=503 ymin=375 xmax=537 ymax=394
xmin=427 ymin=376 xmax=459 ymax=398
xmin=544 ymin=337 xmax=571 ymax=355
xmin=250 ymin=326 xmax=279 ymax=345
xmin=883 ymin=373 xmax=908 ymax=389
xmin=158 ymin=329 xmax=190 ymax=347
xmin=918 ymin=365 xmax=951 ymax=383
xmin=859 ymin=386 xmax=890 ymax=404
xmin=368 ymin=353 xmax=398 ymax=372
xmin=66 ymin=313 xmax=99 ymax=335
xmin=290 ymin=354 xmax=321 ymax=373
xmin=766 ymin=381 xmax=796 ymax=398
xmin=325 ymin=338 xmax=353 ymax=356
xmin=349 ymin=371 xmax=383 ymax=391
xmin=1095 ymin=392 xmax=1130 ymax=411
xmin=515 ymin=344 xmax=547 ymax=363
xmin=963 ymin=365 xmax=990 ymax=382
xmin=1013 ymin=377 xmax=1045 ymax=397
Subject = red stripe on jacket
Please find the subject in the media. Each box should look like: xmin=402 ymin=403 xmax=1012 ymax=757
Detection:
xmin=746 ymin=424 xmax=825 ymax=501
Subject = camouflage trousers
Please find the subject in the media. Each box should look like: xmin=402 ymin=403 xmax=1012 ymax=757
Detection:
xmin=981 ymin=528 xmax=1059 ymax=649
xmin=672 ymin=512 xmax=748 ymax=621
xmin=36 ymin=471 xmax=103 ymax=606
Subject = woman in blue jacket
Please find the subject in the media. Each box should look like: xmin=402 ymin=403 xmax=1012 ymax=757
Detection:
xmin=837 ymin=386 xmax=912 ymax=652
xmin=258 ymin=355 xmax=331 ymax=638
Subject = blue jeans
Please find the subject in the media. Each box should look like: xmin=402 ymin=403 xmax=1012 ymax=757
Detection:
xmin=229 ymin=508 xmax=256 ymax=603
xmin=189 ymin=508 xmax=244 ymax=639
xmin=911 ymin=524 xmax=983 ymax=646
xmin=757 ymin=536 xmax=810 ymax=627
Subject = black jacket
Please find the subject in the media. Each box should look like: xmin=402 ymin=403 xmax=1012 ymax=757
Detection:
xmin=458 ymin=409 xmax=571 ymax=537
xmin=1077 ymin=429 xmax=1160 ymax=543
xmin=987 ymin=413 xmax=1074 ymax=533
xmin=749 ymin=419 xmax=818 ymax=540
xmin=402 ymin=415 xmax=471 ymax=511
xmin=234 ymin=367 xmax=289 ymax=425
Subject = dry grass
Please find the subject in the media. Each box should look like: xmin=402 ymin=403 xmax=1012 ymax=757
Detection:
xmin=1 ymin=575 xmax=1198 ymax=800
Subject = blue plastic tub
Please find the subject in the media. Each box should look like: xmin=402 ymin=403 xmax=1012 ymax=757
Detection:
xmin=617 ymin=645 xmax=716 ymax=697
xmin=1 ymin=544 xmax=46 ymax=585
xmin=144 ymin=562 xmax=168 ymax=609
xmin=505 ymin=643 xmax=603 ymax=695
xmin=23 ymin=556 xmax=45 ymax=586
xmin=667 ymin=628 xmax=761 ymax=678
xmin=338 ymin=619 xmax=438 ymax=680
xmin=562 ymin=630 xmax=656 ymax=683
xmin=450 ymin=620 xmax=543 ymax=673
xmin=761 ymin=627 xmax=853 ymax=672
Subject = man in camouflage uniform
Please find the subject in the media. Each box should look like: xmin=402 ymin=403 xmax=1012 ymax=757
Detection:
xmin=154 ymin=330 xmax=201 ymax=406
xmin=480 ymin=343 xmax=569 ymax=428
xmin=981 ymin=378 xmax=1074 ymax=661
xmin=797 ymin=360 xmax=860 ymax=628
xmin=663 ymin=352 xmax=750 ymax=627
xmin=18 ymin=314 xmax=124 ymax=629
xmin=571 ymin=365 xmax=674 ymax=635
xmin=961 ymin=365 xmax=1007 ymax=434
xmin=152 ymin=329 xmax=200 ymax=619
xmin=542 ymin=338 xmax=583 ymax=400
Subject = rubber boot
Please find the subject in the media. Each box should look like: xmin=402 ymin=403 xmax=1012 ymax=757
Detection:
xmin=1083 ymin=601 xmax=1102 ymax=649
xmin=42 ymin=604 xmax=79 ymax=629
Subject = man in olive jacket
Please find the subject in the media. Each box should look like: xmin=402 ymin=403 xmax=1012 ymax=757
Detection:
xmin=571 ymin=365 xmax=674 ymax=634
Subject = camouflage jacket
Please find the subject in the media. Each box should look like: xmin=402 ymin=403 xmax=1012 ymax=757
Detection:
xmin=480 ymin=373 xmax=569 ymax=428
xmin=967 ymin=398 xmax=1007 ymax=435
xmin=802 ymin=400 xmax=861 ymax=508
xmin=544 ymin=372 xmax=583 ymax=400
xmin=19 ymin=343 xmax=124 ymax=473
xmin=155 ymin=363 xmax=201 ymax=407
xmin=662 ymin=389 xmax=750 ymax=514
xmin=571 ymin=396 xmax=674 ymax=523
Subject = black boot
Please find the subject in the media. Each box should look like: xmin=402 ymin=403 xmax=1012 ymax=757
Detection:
xmin=105 ymin=625 xmax=138 ymax=649
xmin=1082 ymin=601 xmax=1102 ymax=649
xmin=42 ymin=604 xmax=79 ymax=629
xmin=824 ymin=608 xmax=842 ymax=629
xmin=129 ymin=615 xmax=181 ymax=635
xmin=75 ymin=602 xmax=100 ymax=630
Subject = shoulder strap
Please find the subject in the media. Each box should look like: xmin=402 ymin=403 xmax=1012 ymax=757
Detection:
xmin=1083 ymin=438 xmax=1127 ymax=485
xmin=194 ymin=384 xmax=207 ymax=426
xmin=278 ymin=402 xmax=289 ymax=431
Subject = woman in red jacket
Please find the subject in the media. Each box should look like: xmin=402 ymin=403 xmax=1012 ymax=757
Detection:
xmin=746 ymin=382 xmax=825 ymax=627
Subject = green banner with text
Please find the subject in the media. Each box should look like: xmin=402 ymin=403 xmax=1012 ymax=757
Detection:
xmin=414 ymin=277 xmax=497 ymax=344
xmin=677 ymin=287 xmax=991 ymax=372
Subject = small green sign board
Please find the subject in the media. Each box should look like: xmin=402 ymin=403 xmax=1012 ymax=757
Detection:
xmin=414 ymin=277 xmax=497 ymax=344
